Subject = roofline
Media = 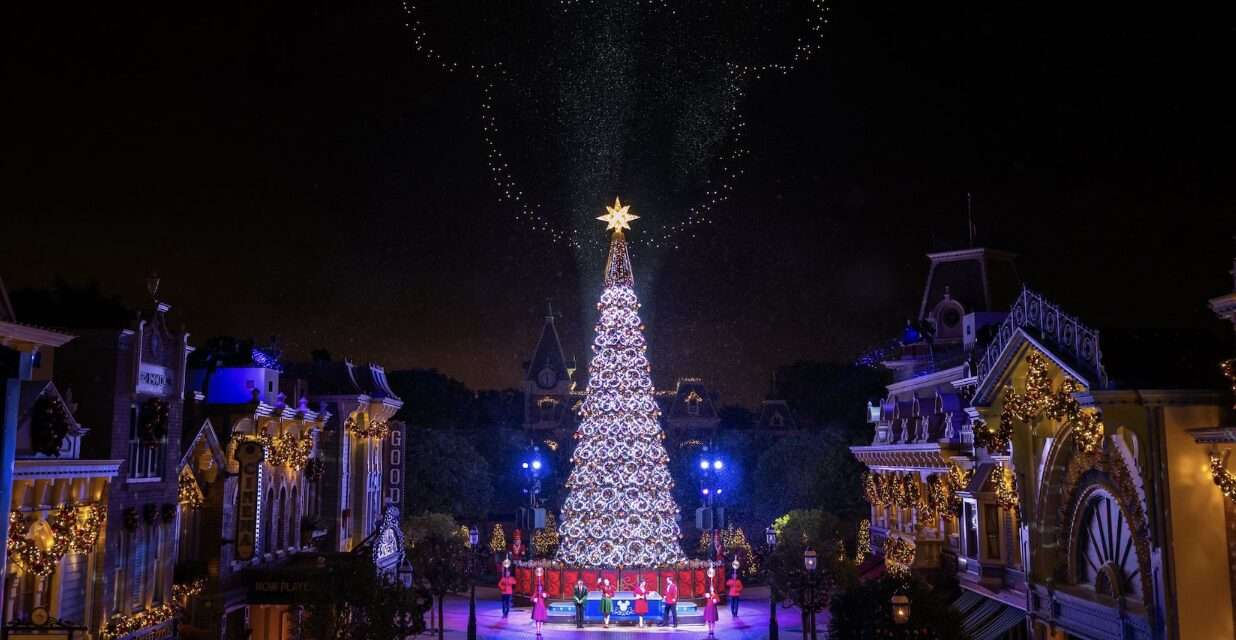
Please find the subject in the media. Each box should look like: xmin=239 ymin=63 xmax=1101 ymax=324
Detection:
xmin=972 ymin=330 xmax=1093 ymax=406
xmin=885 ymin=364 xmax=969 ymax=396
xmin=925 ymin=247 xmax=1018 ymax=262
xmin=0 ymin=320 xmax=76 ymax=348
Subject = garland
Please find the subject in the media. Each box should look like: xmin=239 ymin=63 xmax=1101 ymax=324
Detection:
xmin=101 ymin=603 xmax=177 ymax=640
xmin=234 ymin=430 xmax=315 ymax=470
xmin=854 ymin=520 xmax=870 ymax=564
xmin=172 ymin=577 xmax=206 ymax=602
xmin=178 ymin=473 xmax=204 ymax=510
xmin=30 ymin=393 xmax=72 ymax=456
xmin=344 ymin=414 xmax=389 ymax=439
xmin=7 ymin=503 xmax=107 ymax=577
xmin=139 ymin=398 xmax=170 ymax=445
xmin=305 ymin=457 xmax=326 ymax=482
xmin=862 ymin=472 xmax=880 ymax=505
xmin=123 ymin=508 xmax=140 ymax=532
xmin=1223 ymin=359 xmax=1235 ymax=410
xmin=1209 ymin=450 xmax=1236 ymax=501
xmin=995 ymin=351 xmax=1106 ymax=456
xmin=994 ymin=463 xmax=1019 ymax=512
xmin=882 ymin=535 xmax=915 ymax=577
xmin=948 ymin=463 xmax=972 ymax=516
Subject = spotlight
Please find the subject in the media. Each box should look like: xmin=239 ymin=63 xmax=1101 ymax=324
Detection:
xmin=532 ymin=460 xmax=542 ymax=470
xmin=699 ymin=460 xmax=710 ymax=470
xmin=713 ymin=460 xmax=724 ymax=470
xmin=702 ymin=488 xmax=710 ymax=495
xmin=522 ymin=462 xmax=529 ymax=469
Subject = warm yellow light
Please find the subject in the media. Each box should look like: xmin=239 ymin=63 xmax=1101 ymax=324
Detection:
xmin=596 ymin=196 xmax=640 ymax=232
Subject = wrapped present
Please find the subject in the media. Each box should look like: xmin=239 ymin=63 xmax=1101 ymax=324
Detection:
xmin=516 ymin=566 xmax=532 ymax=595
xmin=678 ymin=568 xmax=694 ymax=598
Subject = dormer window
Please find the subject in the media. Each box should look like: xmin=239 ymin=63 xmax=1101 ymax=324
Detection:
xmin=770 ymin=413 xmax=784 ymax=428
xmin=538 ymin=397 xmax=559 ymax=422
xmin=685 ymin=391 xmax=703 ymax=416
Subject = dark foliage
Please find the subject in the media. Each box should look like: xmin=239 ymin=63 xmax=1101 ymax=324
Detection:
xmin=11 ymin=279 xmax=131 ymax=330
xmin=297 ymin=552 xmax=424 ymax=640
xmin=773 ymin=361 xmax=888 ymax=441
xmin=829 ymin=573 xmax=964 ymax=640
xmin=751 ymin=433 xmax=867 ymax=529
xmin=403 ymin=429 xmax=494 ymax=521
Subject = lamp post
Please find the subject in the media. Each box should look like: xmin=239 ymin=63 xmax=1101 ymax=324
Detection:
xmin=803 ymin=548 xmax=818 ymax=640
xmin=891 ymin=594 xmax=911 ymax=625
xmin=698 ymin=448 xmax=726 ymax=561
xmin=765 ymin=527 xmax=778 ymax=640
xmin=467 ymin=526 xmax=479 ymax=640
xmin=395 ymin=556 xmax=417 ymax=640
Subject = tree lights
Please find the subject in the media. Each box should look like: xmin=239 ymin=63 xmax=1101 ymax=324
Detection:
xmin=994 ymin=463 xmax=1019 ymax=512
xmin=854 ymin=520 xmax=870 ymax=565
xmin=7 ymin=503 xmax=107 ymax=577
xmin=882 ymin=536 xmax=915 ymax=577
xmin=556 ymin=203 xmax=685 ymax=567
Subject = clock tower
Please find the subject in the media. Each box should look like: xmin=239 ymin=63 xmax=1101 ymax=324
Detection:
xmin=523 ymin=305 xmax=578 ymax=433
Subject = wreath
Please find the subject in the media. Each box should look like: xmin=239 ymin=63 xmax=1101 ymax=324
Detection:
xmin=139 ymin=398 xmax=170 ymax=445
xmin=31 ymin=393 xmax=71 ymax=456
xmin=123 ymin=507 xmax=140 ymax=532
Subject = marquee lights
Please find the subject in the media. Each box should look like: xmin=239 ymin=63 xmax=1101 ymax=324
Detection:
xmin=556 ymin=205 xmax=686 ymax=567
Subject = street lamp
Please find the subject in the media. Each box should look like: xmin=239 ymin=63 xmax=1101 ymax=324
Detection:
xmin=803 ymin=549 xmax=818 ymax=640
xmin=891 ymin=594 xmax=911 ymax=624
xmin=467 ymin=527 xmax=479 ymax=640
xmin=765 ymin=527 xmax=778 ymax=640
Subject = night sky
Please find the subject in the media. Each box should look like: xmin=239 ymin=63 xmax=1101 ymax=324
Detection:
xmin=6 ymin=1 xmax=1236 ymax=405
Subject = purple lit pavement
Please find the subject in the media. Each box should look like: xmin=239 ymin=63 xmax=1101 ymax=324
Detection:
xmin=423 ymin=586 xmax=828 ymax=639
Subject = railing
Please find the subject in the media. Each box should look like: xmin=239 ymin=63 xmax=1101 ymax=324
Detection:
xmin=976 ymin=287 xmax=1106 ymax=388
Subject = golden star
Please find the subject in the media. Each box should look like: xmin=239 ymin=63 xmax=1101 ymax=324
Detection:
xmin=596 ymin=196 xmax=640 ymax=232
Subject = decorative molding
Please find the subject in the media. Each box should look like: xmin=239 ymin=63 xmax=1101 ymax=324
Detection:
xmin=976 ymin=287 xmax=1106 ymax=391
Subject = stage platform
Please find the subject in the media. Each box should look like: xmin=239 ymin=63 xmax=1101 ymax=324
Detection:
xmin=544 ymin=592 xmax=702 ymax=624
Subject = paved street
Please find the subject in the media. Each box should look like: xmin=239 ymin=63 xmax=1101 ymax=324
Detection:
xmin=424 ymin=586 xmax=828 ymax=639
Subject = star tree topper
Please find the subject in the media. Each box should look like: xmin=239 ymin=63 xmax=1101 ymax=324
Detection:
xmin=597 ymin=196 xmax=639 ymax=232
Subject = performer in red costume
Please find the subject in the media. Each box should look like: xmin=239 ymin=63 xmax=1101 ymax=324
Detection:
xmin=725 ymin=572 xmax=744 ymax=618
xmin=702 ymin=588 xmax=720 ymax=638
xmin=633 ymin=577 xmax=650 ymax=627
xmin=659 ymin=576 xmax=678 ymax=628
xmin=531 ymin=579 xmax=549 ymax=638
xmin=497 ymin=568 xmax=516 ymax=619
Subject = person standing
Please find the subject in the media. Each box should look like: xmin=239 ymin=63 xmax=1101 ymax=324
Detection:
xmin=572 ymin=579 xmax=589 ymax=629
xmin=497 ymin=569 xmax=516 ymax=619
xmin=633 ymin=577 xmax=650 ymax=627
xmin=725 ymin=572 xmax=744 ymax=618
xmin=703 ymin=588 xmax=720 ymax=638
xmin=531 ymin=580 xmax=549 ymax=638
xmin=599 ymin=577 xmax=615 ymax=628
xmin=659 ymin=576 xmax=678 ymax=628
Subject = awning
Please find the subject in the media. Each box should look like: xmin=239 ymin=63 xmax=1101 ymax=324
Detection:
xmin=952 ymin=591 xmax=1024 ymax=640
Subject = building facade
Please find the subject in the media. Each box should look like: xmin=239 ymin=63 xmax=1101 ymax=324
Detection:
xmin=852 ymin=250 xmax=1236 ymax=639
xmin=1 ymin=281 xmax=122 ymax=639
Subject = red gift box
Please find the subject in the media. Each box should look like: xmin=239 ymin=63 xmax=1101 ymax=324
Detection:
xmin=516 ymin=567 xmax=532 ymax=596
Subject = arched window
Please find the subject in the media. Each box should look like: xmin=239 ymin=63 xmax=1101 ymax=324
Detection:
xmin=1075 ymin=490 xmax=1141 ymax=601
xmin=290 ymin=486 xmax=300 ymax=549
xmin=277 ymin=488 xmax=288 ymax=550
xmin=263 ymin=488 xmax=274 ymax=554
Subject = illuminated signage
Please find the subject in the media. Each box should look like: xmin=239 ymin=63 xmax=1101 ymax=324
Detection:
xmin=137 ymin=363 xmax=172 ymax=396
xmin=235 ymin=441 xmax=265 ymax=561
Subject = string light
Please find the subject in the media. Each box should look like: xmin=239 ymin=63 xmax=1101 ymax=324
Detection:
xmin=532 ymin=512 xmax=561 ymax=558
xmin=557 ymin=205 xmax=685 ymax=567
xmin=1209 ymin=450 xmax=1236 ymax=501
xmin=882 ymin=536 xmax=915 ymax=577
xmin=854 ymin=520 xmax=870 ymax=565
xmin=489 ymin=523 xmax=508 ymax=554
xmin=994 ymin=463 xmax=1018 ymax=512
xmin=398 ymin=1 xmax=832 ymax=249
xmin=101 ymin=604 xmax=177 ymax=640
xmin=1222 ymin=359 xmax=1235 ymax=410
xmin=7 ymin=503 xmax=107 ymax=577
xmin=179 ymin=472 xmax=205 ymax=510
xmin=172 ymin=577 xmax=206 ymax=602
xmin=344 ymin=414 xmax=390 ymax=440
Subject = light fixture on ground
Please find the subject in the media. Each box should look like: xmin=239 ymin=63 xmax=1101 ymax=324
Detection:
xmin=891 ymin=594 xmax=910 ymax=624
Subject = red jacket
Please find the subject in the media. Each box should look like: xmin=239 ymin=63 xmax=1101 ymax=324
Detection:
xmin=498 ymin=576 xmax=516 ymax=595
xmin=663 ymin=583 xmax=678 ymax=605
xmin=726 ymin=577 xmax=743 ymax=597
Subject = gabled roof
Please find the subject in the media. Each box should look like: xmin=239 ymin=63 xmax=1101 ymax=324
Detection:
xmin=284 ymin=359 xmax=402 ymax=402
xmin=756 ymin=399 xmax=798 ymax=430
xmin=525 ymin=313 xmax=569 ymax=384
xmin=180 ymin=418 xmax=226 ymax=471
xmin=662 ymin=378 xmax=720 ymax=421
xmin=18 ymin=380 xmax=85 ymax=437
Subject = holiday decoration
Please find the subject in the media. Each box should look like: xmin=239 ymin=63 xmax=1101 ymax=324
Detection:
xmin=344 ymin=414 xmax=389 ymax=439
xmin=532 ymin=512 xmax=561 ymax=558
xmin=862 ymin=471 xmax=880 ymax=506
xmin=556 ymin=201 xmax=685 ymax=567
xmin=178 ymin=472 xmax=204 ymax=510
xmin=854 ymin=520 xmax=870 ymax=565
xmin=139 ymin=398 xmax=170 ymax=445
xmin=101 ymin=603 xmax=177 ymax=639
xmin=172 ymin=577 xmax=206 ymax=602
xmin=721 ymin=526 xmax=757 ymax=576
xmin=1209 ymin=450 xmax=1236 ymax=501
xmin=489 ymin=523 xmax=507 ymax=554
xmin=995 ymin=350 xmax=1106 ymax=456
xmin=7 ymin=503 xmax=108 ymax=577
xmin=883 ymin=536 xmax=915 ymax=577
xmin=30 ymin=392 xmax=71 ymax=456
xmin=1222 ymin=359 xmax=1235 ymax=410
xmin=994 ymin=464 xmax=1019 ymax=512
xmin=233 ymin=428 xmax=316 ymax=470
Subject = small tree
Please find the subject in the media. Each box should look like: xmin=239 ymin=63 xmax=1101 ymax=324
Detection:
xmin=489 ymin=523 xmax=507 ymax=554
xmin=531 ymin=512 xmax=559 ymax=558
xmin=764 ymin=510 xmax=857 ymax=635
xmin=297 ymin=552 xmax=424 ymax=640
xmin=405 ymin=513 xmax=476 ymax=640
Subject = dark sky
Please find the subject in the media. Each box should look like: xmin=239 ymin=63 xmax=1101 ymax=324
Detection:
xmin=6 ymin=0 xmax=1236 ymax=405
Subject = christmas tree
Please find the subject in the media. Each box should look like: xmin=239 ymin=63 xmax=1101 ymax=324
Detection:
xmin=557 ymin=198 xmax=686 ymax=567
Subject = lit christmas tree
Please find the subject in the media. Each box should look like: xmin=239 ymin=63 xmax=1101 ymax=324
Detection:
xmin=557 ymin=198 xmax=686 ymax=567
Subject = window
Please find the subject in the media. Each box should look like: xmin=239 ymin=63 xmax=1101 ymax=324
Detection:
xmin=984 ymin=504 xmax=1001 ymax=560
xmin=964 ymin=503 xmax=978 ymax=559
xmin=128 ymin=402 xmax=167 ymax=480
xmin=130 ymin=527 xmax=147 ymax=610
xmin=770 ymin=413 xmax=784 ymax=428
